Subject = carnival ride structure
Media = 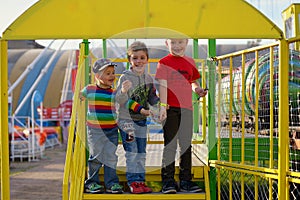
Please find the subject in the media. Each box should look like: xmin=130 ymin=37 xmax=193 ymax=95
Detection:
xmin=1 ymin=0 xmax=298 ymax=200
xmin=7 ymin=41 xmax=75 ymax=161
xmin=219 ymin=49 xmax=300 ymax=134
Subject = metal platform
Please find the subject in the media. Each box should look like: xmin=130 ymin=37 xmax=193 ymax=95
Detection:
xmin=83 ymin=192 xmax=206 ymax=200
xmin=89 ymin=139 xmax=209 ymax=199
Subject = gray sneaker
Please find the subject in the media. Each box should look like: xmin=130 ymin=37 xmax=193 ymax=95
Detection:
xmin=162 ymin=181 xmax=177 ymax=194
xmin=180 ymin=181 xmax=202 ymax=193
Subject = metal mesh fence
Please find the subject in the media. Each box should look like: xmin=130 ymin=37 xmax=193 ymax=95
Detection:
xmin=218 ymin=169 xmax=280 ymax=200
xmin=215 ymin=41 xmax=300 ymax=199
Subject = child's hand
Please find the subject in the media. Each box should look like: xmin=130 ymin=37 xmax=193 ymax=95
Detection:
xmin=159 ymin=106 xmax=167 ymax=121
xmin=79 ymin=93 xmax=85 ymax=101
xmin=140 ymin=108 xmax=150 ymax=116
xmin=195 ymin=87 xmax=208 ymax=98
xmin=121 ymin=80 xmax=132 ymax=93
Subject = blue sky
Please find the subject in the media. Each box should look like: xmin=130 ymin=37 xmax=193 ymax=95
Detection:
xmin=247 ymin=0 xmax=300 ymax=29
xmin=1 ymin=0 xmax=300 ymax=48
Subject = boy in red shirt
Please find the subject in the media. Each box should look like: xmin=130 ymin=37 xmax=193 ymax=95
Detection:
xmin=155 ymin=38 xmax=207 ymax=194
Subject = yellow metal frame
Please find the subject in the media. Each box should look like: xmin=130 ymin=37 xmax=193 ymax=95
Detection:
xmin=1 ymin=0 xmax=282 ymax=40
xmin=278 ymin=39 xmax=289 ymax=200
xmin=63 ymin=43 xmax=87 ymax=200
xmin=0 ymin=0 xmax=288 ymax=200
xmin=212 ymin=40 xmax=293 ymax=200
xmin=0 ymin=39 xmax=10 ymax=200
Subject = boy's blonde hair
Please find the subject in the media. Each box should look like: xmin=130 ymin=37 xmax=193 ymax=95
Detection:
xmin=127 ymin=41 xmax=149 ymax=61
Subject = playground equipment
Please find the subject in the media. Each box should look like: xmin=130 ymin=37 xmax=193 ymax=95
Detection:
xmin=214 ymin=42 xmax=300 ymax=199
xmin=219 ymin=49 xmax=300 ymax=133
xmin=0 ymin=1 xmax=297 ymax=200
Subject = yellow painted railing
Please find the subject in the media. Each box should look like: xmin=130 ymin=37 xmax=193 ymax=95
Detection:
xmin=211 ymin=37 xmax=300 ymax=200
xmin=63 ymin=43 xmax=87 ymax=200
xmin=215 ymin=42 xmax=284 ymax=200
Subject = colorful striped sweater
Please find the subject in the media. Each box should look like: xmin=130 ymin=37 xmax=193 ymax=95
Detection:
xmin=80 ymin=84 xmax=143 ymax=129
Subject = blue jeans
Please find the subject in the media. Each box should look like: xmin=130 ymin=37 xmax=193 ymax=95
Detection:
xmin=85 ymin=127 xmax=119 ymax=188
xmin=119 ymin=119 xmax=147 ymax=185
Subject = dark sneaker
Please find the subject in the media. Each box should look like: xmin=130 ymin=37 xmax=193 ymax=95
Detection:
xmin=106 ymin=183 xmax=123 ymax=194
xmin=180 ymin=181 xmax=202 ymax=193
xmin=85 ymin=183 xmax=104 ymax=194
xmin=139 ymin=182 xmax=152 ymax=193
xmin=129 ymin=182 xmax=144 ymax=194
xmin=161 ymin=181 xmax=177 ymax=194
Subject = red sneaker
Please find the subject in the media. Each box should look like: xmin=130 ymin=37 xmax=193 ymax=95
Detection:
xmin=139 ymin=182 xmax=152 ymax=193
xmin=129 ymin=182 xmax=144 ymax=194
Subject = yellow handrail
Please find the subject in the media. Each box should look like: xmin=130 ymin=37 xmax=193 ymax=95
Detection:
xmin=63 ymin=43 xmax=87 ymax=200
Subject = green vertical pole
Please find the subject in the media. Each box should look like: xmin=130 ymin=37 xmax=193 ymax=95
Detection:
xmin=103 ymin=39 xmax=107 ymax=58
xmin=208 ymin=39 xmax=217 ymax=200
xmin=193 ymin=39 xmax=199 ymax=133
xmin=83 ymin=39 xmax=90 ymax=88
xmin=83 ymin=39 xmax=90 ymax=164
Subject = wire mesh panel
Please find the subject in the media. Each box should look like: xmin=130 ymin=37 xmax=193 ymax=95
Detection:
xmin=217 ymin=46 xmax=280 ymax=165
xmin=215 ymin=39 xmax=300 ymax=199
xmin=214 ymin=43 xmax=286 ymax=199
xmin=287 ymin=41 xmax=300 ymax=200
xmin=290 ymin=182 xmax=300 ymax=199
xmin=218 ymin=169 xmax=279 ymax=200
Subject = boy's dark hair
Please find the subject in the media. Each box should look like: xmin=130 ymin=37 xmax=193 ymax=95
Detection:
xmin=127 ymin=41 xmax=149 ymax=61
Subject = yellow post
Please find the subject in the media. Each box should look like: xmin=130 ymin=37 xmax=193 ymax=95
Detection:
xmin=269 ymin=46 xmax=274 ymax=199
xmin=229 ymin=57 xmax=233 ymax=200
xmin=0 ymin=39 xmax=10 ymax=200
xmin=217 ymin=60 xmax=222 ymax=200
xmin=278 ymin=39 xmax=289 ymax=200
xmin=254 ymin=50 xmax=259 ymax=200
xmin=241 ymin=53 xmax=245 ymax=200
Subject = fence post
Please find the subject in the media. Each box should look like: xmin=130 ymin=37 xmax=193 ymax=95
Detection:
xmin=208 ymin=39 xmax=217 ymax=200
xmin=278 ymin=39 xmax=289 ymax=200
xmin=193 ymin=39 xmax=200 ymax=133
xmin=0 ymin=39 xmax=10 ymax=200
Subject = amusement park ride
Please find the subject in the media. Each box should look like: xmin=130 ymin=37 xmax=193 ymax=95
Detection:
xmin=1 ymin=1 xmax=300 ymax=200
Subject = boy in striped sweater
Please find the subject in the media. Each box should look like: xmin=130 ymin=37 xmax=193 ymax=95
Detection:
xmin=81 ymin=58 xmax=148 ymax=194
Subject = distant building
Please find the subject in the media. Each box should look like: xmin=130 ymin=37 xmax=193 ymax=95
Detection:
xmin=8 ymin=40 xmax=44 ymax=49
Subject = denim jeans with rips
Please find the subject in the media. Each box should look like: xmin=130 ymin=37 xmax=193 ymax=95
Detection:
xmin=118 ymin=119 xmax=147 ymax=185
